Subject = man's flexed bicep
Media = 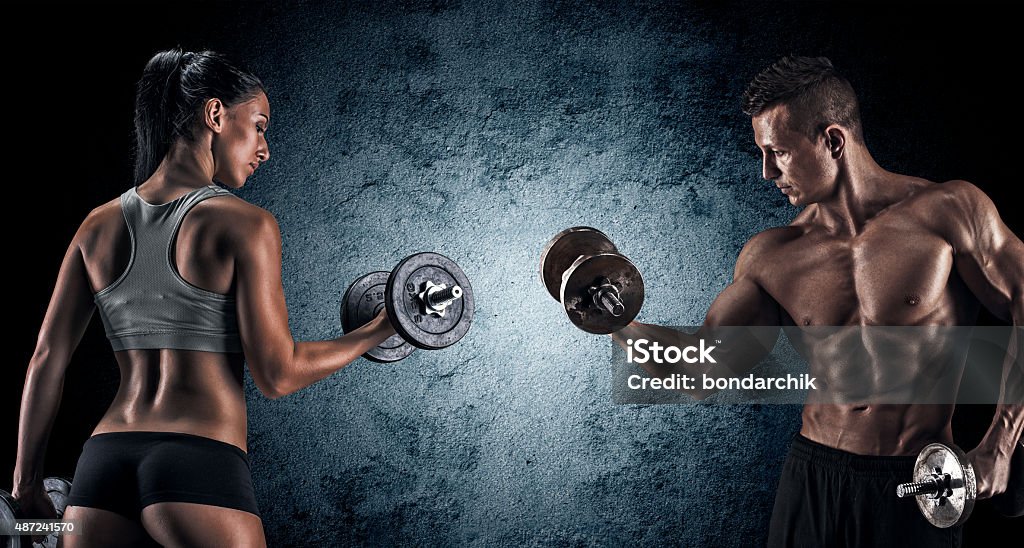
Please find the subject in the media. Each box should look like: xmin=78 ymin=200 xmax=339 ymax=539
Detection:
xmin=614 ymin=232 xmax=784 ymax=388
xmin=699 ymin=233 xmax=785 ymax=373
xmin=945 ymin=180 xmax=1024 ymax=323
xmin=705 ymin=232 xmax=786 ymax=328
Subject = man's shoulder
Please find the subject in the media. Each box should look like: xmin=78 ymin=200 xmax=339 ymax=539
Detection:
xmin=931 ymin=179 xmax=990 ymax=204
xmin=740 ymin=225 xmax=804 ymax=258
xmin=898 ymin=178 xmax=987 ymax=209
xmin=894 ymin=179 xmax=1005 ymax=255
xmin=897 ymin=179 xmax=997 ymax=232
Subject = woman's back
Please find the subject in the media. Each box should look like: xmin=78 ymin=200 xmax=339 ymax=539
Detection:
xmin=77 ymin=181 xmax=266 ymax=451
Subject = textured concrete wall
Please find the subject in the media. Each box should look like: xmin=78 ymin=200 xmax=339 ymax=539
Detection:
xmin=7 ymin=1 xmax=1023 ymax=546
xmin=239 ymin=3 xmax=800 ymax=545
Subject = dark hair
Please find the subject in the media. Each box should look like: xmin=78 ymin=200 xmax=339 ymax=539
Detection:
xmin=742 ymin=56 xmax=863 ymax=143
xmin=133 ymin=47 xmax=266 ymax=184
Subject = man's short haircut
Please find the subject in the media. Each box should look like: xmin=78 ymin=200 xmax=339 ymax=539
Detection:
xmin=742 ymin=56 xmax=864 ymax=143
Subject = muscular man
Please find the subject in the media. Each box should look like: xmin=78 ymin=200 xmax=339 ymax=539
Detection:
xmin=613 ymin=56 xmax=1023 ymax=546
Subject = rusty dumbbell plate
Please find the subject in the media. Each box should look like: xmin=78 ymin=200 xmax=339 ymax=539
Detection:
xmin=539 ymin=226 xmax=618 ymax=302
xmin=561 ymin=253 xmax=644 ymax=334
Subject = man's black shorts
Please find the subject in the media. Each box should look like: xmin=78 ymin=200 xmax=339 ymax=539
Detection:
xmin=767 ymin=433 xmax=962 ymax=548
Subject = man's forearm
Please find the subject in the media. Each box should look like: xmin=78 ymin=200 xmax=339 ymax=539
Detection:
xmin=981 ymin=405 xmax=1024 ymax=452
xmin=612 ymin=321 xmax=776 ymax=399
xmin=613 ymin=321 xmax=701 ymax=377
xmin=980 ymin=324 xmax=1024 ymax=452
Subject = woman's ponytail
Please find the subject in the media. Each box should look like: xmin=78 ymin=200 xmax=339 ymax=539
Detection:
xmin=132 ymin=47 xmax=265 ymax=184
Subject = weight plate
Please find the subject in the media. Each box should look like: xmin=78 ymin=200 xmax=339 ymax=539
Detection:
xmin=991 ymin=437 xmax=1024 ymax=517
xmin=539 ymin=227 xmax=618 ymax=302
xmin=341 ymin=272 xmax=416 ymax=363
xmin=912 ymin=443 xmax=976 ymax=528
xmin=0 ymin=479 xmax=71 ymax=548
xmin=43 ymin=478 xmax=71 ymax=518
xmin=561 ymin=253 xmax=644 ymax=334
xmin=0 ymin=490 xmax=17 ymax=548
xmin=386 ymin=253 xmax=474 ymax=350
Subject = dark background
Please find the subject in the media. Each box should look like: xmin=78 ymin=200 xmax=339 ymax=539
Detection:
xmin=4 ymin=0 xmax=1022 ymax=545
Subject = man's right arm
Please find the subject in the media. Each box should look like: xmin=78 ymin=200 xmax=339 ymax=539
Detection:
xmin=612 ymin=232 xmax=783 ymax=398
xmin=234 ymin=211 xmax=397 ymax=399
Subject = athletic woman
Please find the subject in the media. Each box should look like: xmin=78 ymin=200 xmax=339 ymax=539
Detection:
xmin=12 ymin=48 xmax=396 ymax=546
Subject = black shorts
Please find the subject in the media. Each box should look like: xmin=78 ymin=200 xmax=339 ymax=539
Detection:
xmin=767 ymin=433 xmax=962 ymax=548
xmin=65 ymin=431 xmax=261 ymax=520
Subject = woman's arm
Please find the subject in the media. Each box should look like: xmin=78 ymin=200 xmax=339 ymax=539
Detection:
xmin=13 ymin=220 xmax=96 ymax=501
xmin=234 ymin=210 xmax=397 ymax=400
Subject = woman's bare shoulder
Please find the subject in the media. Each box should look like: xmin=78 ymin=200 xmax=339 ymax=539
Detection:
xmin=78 ymin=191 xmax=277 ymax=249
xmin=189 ymin=193 xmax=279 ymax=248
xmin=192 ymin=192 xmax=273 ymax=223
xmin=77 ymin=195 xmax=126 ymax=245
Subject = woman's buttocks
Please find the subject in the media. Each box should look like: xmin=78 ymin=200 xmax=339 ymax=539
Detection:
xmin=95 ymin=348 xmax=249 ymax=451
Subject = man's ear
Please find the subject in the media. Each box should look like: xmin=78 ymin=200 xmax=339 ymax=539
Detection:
xmin=825 ymin=125 xmax=846 ymax=159
xmin=203 ymin=98 xmax=226 ymax=133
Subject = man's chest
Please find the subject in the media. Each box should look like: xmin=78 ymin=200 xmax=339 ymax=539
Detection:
xmin=759 ymin=223 xmax=964 ymax=326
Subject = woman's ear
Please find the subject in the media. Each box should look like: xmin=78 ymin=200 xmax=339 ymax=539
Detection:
xmin=203 ymin=98 xmax=226 ymax=133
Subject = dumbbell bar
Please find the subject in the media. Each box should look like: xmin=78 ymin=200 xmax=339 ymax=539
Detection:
xmin=1 ymin=478 xmax=72 ymax=548
xmin=540 ymin=227 xmax=644 ymax=334
xmin=341 ymin=252 xmax=474 ymax=362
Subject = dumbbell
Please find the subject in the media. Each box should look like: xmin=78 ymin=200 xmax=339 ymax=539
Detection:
xmin=1 ymin=478 xmax=72 ymax=548
xmin=341 ymin=252 xmax=474 ymax=362
xmin=539 ymin=226 xmax=644 ymax=334
xmin=897 ymin=438 xmax=1024 ymax=527
xmin=896 ymin=443 xmax=976 ymax=528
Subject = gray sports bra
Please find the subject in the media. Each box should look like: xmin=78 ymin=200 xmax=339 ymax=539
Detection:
xmin=93 ymin=184 xmax=242 ymax=353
